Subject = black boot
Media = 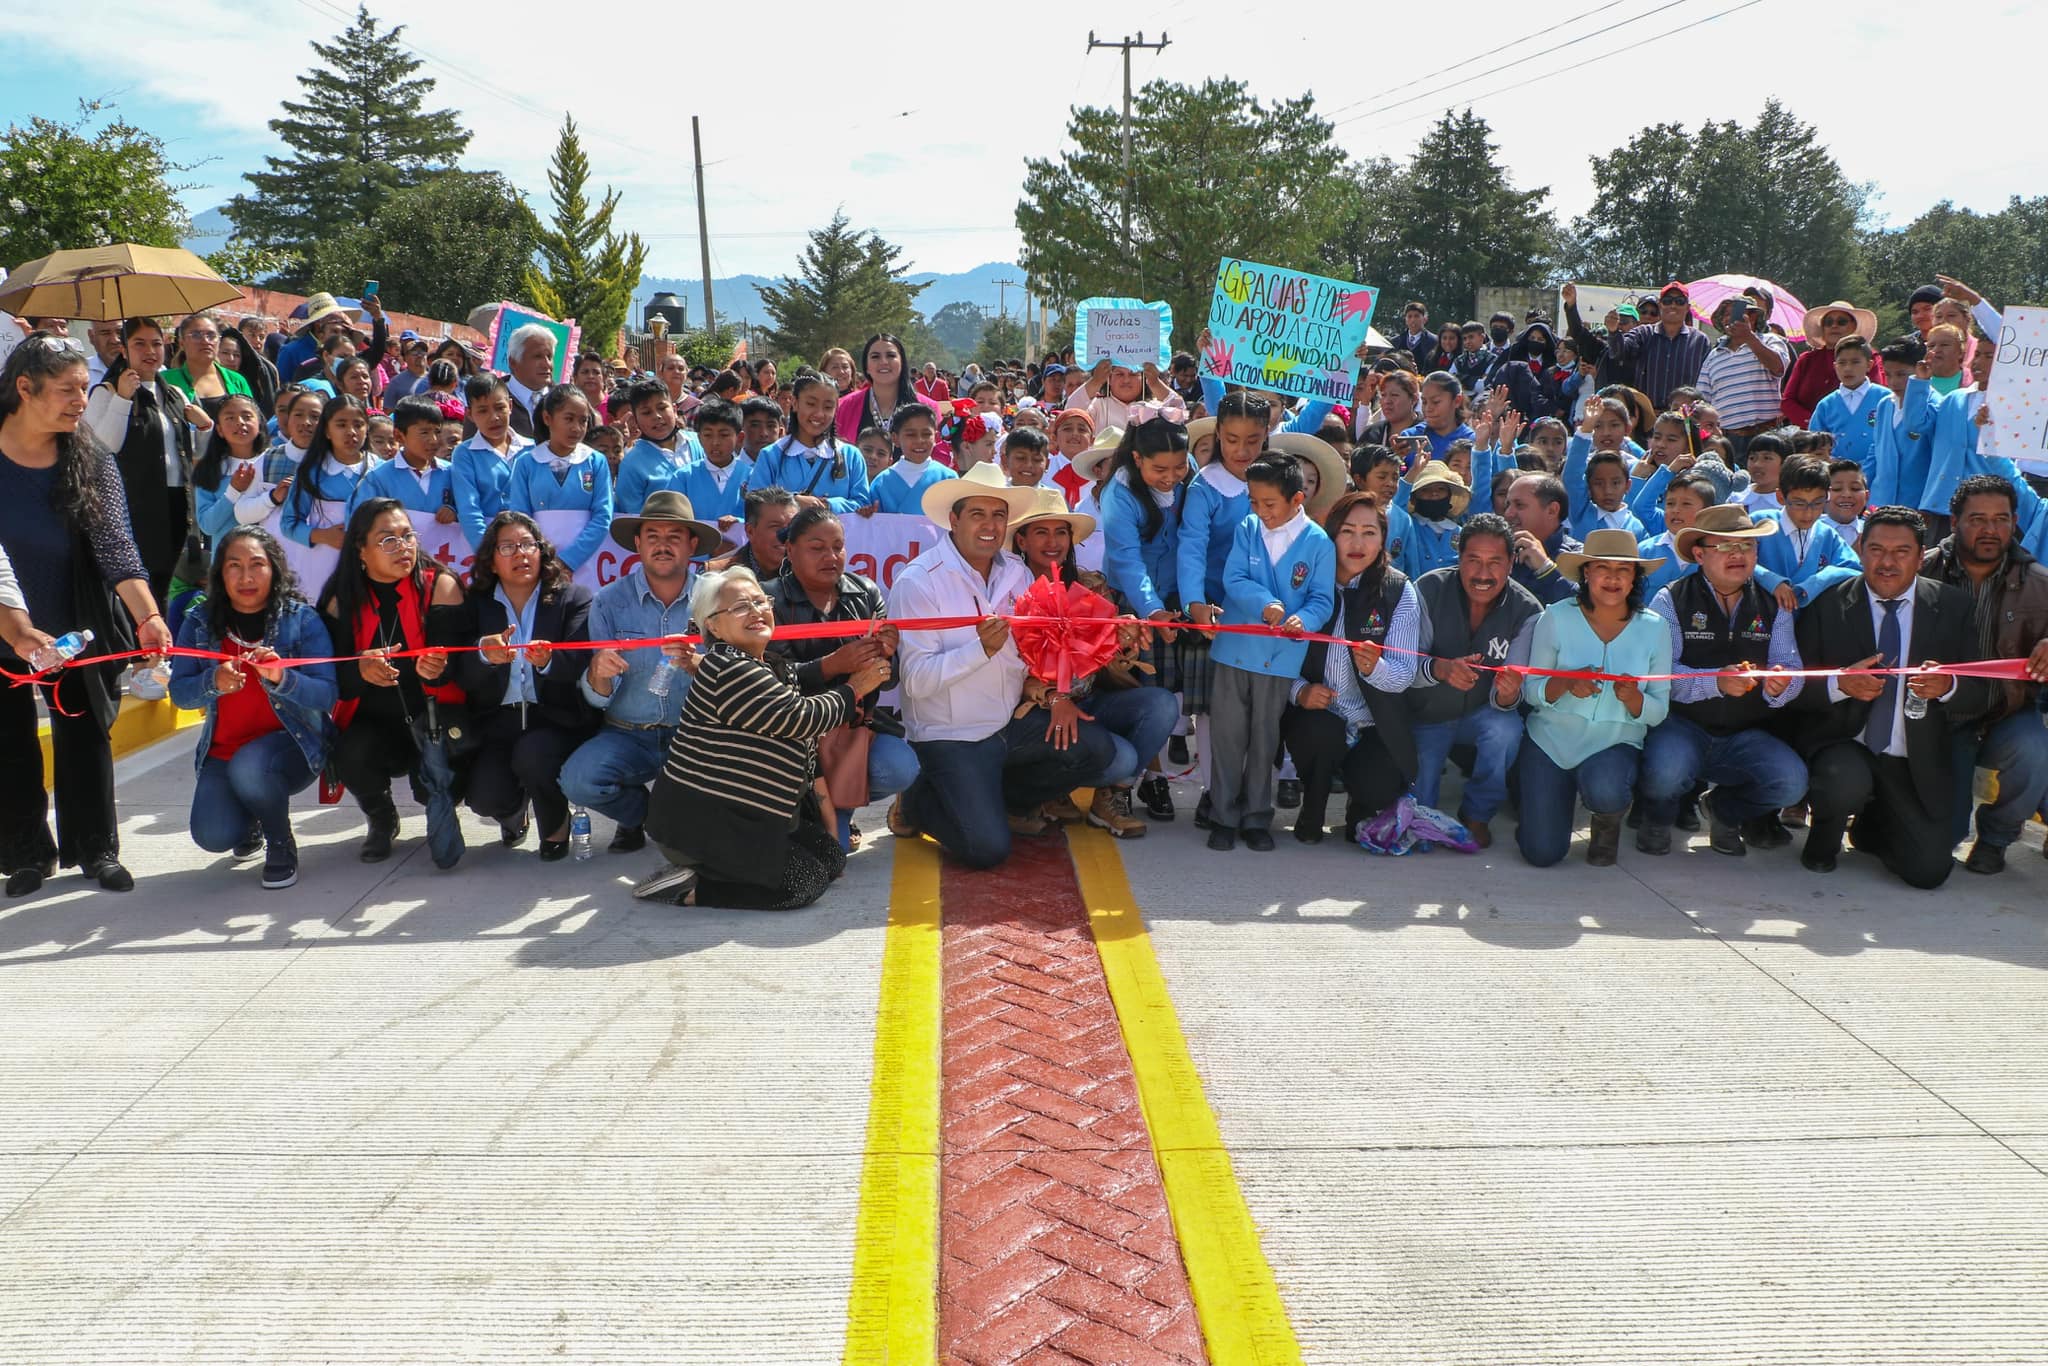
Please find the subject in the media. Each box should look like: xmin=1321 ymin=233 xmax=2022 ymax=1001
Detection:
xmin=360 ymin=796 xmax=400 ymax=863
xmin=1586 ymin=812 xmax=1623 ymax=867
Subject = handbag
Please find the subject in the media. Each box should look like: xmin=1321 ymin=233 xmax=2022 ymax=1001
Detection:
xmin=414 ymin=695 xmax=485 ymax=761
xmin=817 ymin=722 xmax=872 ymax=810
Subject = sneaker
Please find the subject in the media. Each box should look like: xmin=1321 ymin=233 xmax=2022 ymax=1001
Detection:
xmin=1041 ymin=795 xmax=1085 ymax=824
xmin=608 ymin=824 xmax=646 ymax=854
xmin=631 ymin=862 xmax=699 ymax=903
xmin=1007 ymin=810 xmax=1051 ymax=837
xmin=260 ymin=852 xmax=299 ymax=890
xmin=1275 ymin=779 xmax=1302 ymax=810
xmin=231 ymin=826 xmax=264 ymax=861
xmin=1137 ymin=775 xmax=1176 ymax=821
xmin=1087 ymin=787 xmax=1146 ymax=839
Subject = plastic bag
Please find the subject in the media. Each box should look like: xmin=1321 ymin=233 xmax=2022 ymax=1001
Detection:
xmin=1355 ymin=795 xmax=1480 ymax=855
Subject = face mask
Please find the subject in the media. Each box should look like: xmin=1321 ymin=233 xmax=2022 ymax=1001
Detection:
xmin=1412 ymin=493 xmax=1454 ymax=521
xmin=1491 ymin=327 xmax=1512 ymax=345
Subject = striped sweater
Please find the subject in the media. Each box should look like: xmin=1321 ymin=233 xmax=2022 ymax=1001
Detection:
xmin=659 ymin=643 xmax=853 ymax=821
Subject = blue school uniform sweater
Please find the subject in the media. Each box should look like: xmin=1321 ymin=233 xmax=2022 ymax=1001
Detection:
xmin=872 ymin=459 xmax=957 ymax=516
xmin=1197 ymin=374 xmax=1332 ymax=435
xmin=1211 ymin=512 xmax=1337 ymax=678
xmin=195 ymin=443 xmax=301 ymax=543
xmin=1809 ymin=382 xmax=1893 ymax=475
xmin=1402 ymin=516 xmax=1461 ymax=578
xmin=748 ymin=434 xmax=873 ymax=511
xmin=614 ymin=433 xmax=706 ymax=513
xmin=674 ymin=453 xmax=753 ymax=524
xmin=1099 ymin=471 xmax=1184 ymax=618
xmin=279 ymin=454 xmax=374 ymax=546
xmin=450 ymin=432 xmax=531 ymax=548
xmin=1752 ymin=512 xmax=1861 ymax=606
xmin=352 ymin=456 xmax=456 ymax=520
xmin=1176 ymin=465 xmax=1251 ymax=607
xmin=1865 ymin=378 xmax=1935 ymax=509
xmin=508 ymin=447 xmax=616 ymax=572
xmin=1917 ymin=387 xmax=1989 ymax=516
xmin=1636 ymin=530 xmax=1695 ymax=599
xmin=1562 ymin=434 xmax=1649 ymax=539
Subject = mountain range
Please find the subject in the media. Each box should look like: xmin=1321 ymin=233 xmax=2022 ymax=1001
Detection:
xmin=182 ymin=208 xmax=1027 ymax=329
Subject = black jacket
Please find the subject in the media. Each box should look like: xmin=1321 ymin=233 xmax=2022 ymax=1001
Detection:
xmin=451 ymin=581 xmax=598 ymax=733
xmin=1793 ymin=575 xmax=1988 ymax=798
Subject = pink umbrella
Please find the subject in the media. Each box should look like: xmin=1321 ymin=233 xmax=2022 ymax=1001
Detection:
xmin=1683 ymin=274 xmax=1810 ymax=342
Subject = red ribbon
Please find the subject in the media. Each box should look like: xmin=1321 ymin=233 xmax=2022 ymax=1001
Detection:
xmin=1008 ymin=574 xmax=1122 ymax=692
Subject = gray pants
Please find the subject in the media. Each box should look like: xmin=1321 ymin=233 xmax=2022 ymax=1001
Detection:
xmin=1208 ymin=663 xmax=1294 ymax=831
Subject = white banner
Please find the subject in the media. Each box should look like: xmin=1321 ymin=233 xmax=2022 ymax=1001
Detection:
xmin=1988 ymin=308 xmax=2048 ymax=469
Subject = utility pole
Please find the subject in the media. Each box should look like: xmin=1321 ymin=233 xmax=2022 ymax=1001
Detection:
xmin=691 ymin=115 xmax=716 ymax=335
xmin=992 ymin=277 xmax=1018 ymax=323
xmin=1086 ymin=29 xmax=1170 ymax=263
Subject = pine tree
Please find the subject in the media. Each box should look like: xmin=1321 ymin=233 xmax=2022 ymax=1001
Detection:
xmin=759 ymin=212 xmax=929 ymax=359
xmin=227 ymin=4 xmax=468 ymax=285
xmin=522 ymin=116 xmax=647 ymax=359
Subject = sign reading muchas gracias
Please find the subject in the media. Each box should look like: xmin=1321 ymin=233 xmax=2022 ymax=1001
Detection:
xmin=1075 ymin=296 xmax=1172 ymax=369
xmin=1988 ymin=307 xmax=2048 ymax=469
xmin=1204 ymin=258 xmax=1378 ymax=402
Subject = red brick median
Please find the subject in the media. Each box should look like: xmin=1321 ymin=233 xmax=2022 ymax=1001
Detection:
xmin=938 ymin=832 xmax=1207 ymax=1366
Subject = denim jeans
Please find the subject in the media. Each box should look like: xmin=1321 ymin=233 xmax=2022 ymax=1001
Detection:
xmin=905 ymin=711 xmax=1115 ymax=869
xmin=1083 ymin=686 xmax=1179 ymax=788
xmin=1411 ymin=706 xmax=1525 ymax=820
xmin=1953 ymin=709 xmax=2048 ymax=847
xmin=1638 ymin=714 xmax=1809 ymax=827
xmin=559 ymin=725 xmax=670 ymax=828
xmin=1515 ymin=740 xmax=1640 ymax=868
xmin=836 ymin=731 xmax=922 ymax=847
xmin=190 ymin=731 xmax=315 ymax=853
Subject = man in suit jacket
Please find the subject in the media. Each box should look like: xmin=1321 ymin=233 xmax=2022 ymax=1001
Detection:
xmin=1395 ymin=301 xmax=1440 ymax=372
xmin=502 ymin=323 xmax=559 ymax=441
xmin=1792 ymin=506 xmax=1988 ymax=887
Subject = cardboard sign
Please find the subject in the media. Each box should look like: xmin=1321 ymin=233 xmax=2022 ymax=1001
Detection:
xmin=1988 ymin=308 xmax=2048 ymax=469
xmin=1076 ymin=298 xmax=1170 ymax=369
xmin=485 ymin=302 xmax=580 ymax=385
xmin=1204 ymin=259 xmax=1378 ymax=402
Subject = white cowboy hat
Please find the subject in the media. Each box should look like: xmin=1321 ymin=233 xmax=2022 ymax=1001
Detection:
xmin=1267 ymin=431 xmax=1347 ymax=520
xmin=1009 ymin=486 xmax=1098 ymax=546
xmin=300 ymin=292 xmax=354 ymax=330
xmin=920 ymin=460 xmax=1039 ymax=525
xmin=1405 ymin=459 xmax=1471 ymax=518
xmin=1070 ymin=426 xmax=1125 ymax=484
xmin=1556 ymin=527 xmax=1668 ymax=583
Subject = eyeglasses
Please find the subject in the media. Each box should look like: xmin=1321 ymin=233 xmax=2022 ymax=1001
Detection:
xmin=1783 ymin=498 xmax=1828 ymax=513
xmin=493 ymin=540 xmax=540 ymax=556
xmin=372 ymin=531 xmax=419 ymax=551
xmin=1700 ymin=540 xmax=1758 ymax=555
xmin=184 ymin=330 xmax=219 ymax=342
xmin=707 ymin=596 xmax=774 ymax=622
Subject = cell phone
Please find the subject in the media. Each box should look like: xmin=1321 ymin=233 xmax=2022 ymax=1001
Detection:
xmin=362 ymin=280 xmax=380 ymax=299
xmin=1724 ymin=299 xmax=1748 ymax=326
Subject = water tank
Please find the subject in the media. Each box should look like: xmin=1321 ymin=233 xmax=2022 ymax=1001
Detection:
xmin=644 ymin=293 xmax=687 ymax=333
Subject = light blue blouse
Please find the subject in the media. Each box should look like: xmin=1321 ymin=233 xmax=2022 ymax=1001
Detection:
xmin=1523 ymin=601 xmax=1672 ymax=769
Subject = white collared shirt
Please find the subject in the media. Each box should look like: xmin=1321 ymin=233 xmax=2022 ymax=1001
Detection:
xmin=888 ymin=535 xmax=1032 ymax=743
xmin=1826 ymin=587 xmax=1952 ymax=757
xmin=1259 ymin=506 xmax=1311 ymax=566
xmin=506 ymin=376 xmax=540 ymax=421
xmin=1834 ymin=380 xmax=1874 ymax=416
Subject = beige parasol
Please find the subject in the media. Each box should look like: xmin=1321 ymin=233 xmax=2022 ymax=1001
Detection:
xmin=0 ymin=244 xmax=244 ymax=321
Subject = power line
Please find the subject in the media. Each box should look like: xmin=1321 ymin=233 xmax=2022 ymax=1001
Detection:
xmin=1320 ymin=0 xmax=1645 ymax=120
xmin=1331 ymin=0 xmax=1694 ymax=128
xmin=1359 ymin=0 xmax=1770 ymax=136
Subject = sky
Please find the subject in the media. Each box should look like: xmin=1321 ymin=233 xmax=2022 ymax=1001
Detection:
xmin=1 ymin=0 xmax=2040 ymax=284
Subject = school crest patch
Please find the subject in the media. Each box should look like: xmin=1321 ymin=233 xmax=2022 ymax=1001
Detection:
xmin=1291 ymin=562 xmax=1308 ymax=589
xmin=580 ymin=467 xmax=595 ymax=493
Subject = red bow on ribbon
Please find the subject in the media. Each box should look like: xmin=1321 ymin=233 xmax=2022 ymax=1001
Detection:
xmin=1009 ymin=573 xmax=1122 ymax=693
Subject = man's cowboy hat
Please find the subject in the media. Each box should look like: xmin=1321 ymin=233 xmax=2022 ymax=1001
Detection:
xmin=1268 ymin=431 xmax=1347 ymax=520
xmin=300 ymin=292 xmax=354 ymax=330
xmin=1800 ymin=299 xmax=1880 ymax=344
xmin=609 ymin=488 xmax=722 ymax=556
xmin=1673 ymin=502 xmax=1779 ymax=561
xmin=1070 ymin=426 xmax=1125 ymax=484
xmin=1556 ymin=528 xmax=1668 ymax=583
xmin=1009 ymin=486 xmax=1098 ymax=546
xmin=1405 ymin=459 xmax=1471 ymax=518
xmin=921 ymin=460 xmax=1039 ymax=525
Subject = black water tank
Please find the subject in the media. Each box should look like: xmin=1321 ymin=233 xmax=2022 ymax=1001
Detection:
xmin=644 ymin=292 xmax=687 ymax=333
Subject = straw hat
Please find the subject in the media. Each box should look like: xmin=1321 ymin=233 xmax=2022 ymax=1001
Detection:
xmin=1185 ymin=415 xmax=1217 ymax=459
xmin=1009 ymin=486 xmax=1097 ymax=546
xmin=1555 ymin=528 xmax=1668 ymax=583
xmin=1405 ymin=459 xmax=1471 ymax=518
xmin=300 ymin=292 xmax=353 ymax=330
xmin=1800 ymin=299 xmax=1880 ymax=344
xmin=1672 ymin=503 xmax=1779 ymax=561
xmin=920 ymin=460 xmax=1039 ymax=525
xmin=1600 ymin=384 xmax=1657 ymax=436
xmin=1070 ymin=426 xmax=1125 ymax=483
xmin=1267 ymin=431 xmax=1346 ymax=520
xmin=609 ymin=489 xmax=722 ymax=556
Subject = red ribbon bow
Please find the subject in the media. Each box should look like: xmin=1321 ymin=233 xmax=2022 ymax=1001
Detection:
xmin=1008 ymin=573 xmax=1122 ymax=693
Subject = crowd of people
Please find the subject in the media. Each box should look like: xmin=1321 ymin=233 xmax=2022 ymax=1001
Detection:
xmin=0 ymin=267 xmax=2041 ymax=911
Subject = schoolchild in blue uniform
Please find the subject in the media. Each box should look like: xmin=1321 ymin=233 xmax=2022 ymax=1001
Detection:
xmin=508 ymin=385 xmax=615 ymax=582
xmin=613 ymin=377 xmax=708 ymax=514
xmin=748 ymin=373 xmax=872 ymax=512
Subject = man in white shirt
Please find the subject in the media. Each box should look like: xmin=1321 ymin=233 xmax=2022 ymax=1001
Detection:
xmin=887 ymin=465 xmax=1115 ymax=868
xmin=1698 ymin=288 xmax=1791 ymax=459
xmin=1792 ymin=506 xmax=1988 ymax=886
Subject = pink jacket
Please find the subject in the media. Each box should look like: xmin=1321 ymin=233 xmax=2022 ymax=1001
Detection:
xmin=836 ymin=383 xmax=944 ymax=443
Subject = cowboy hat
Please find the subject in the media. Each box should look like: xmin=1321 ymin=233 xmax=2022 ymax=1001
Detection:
xmin=300 ymin=292 xmax=354 ymax=330
xmin=1267 ymin=431 xmax=1347 ymax=520
xmin=1009 ymin=486 xmax=1098 ymax=546
xmin=1556 ymin=528 xmax=1668 ymax=583
xmin=609 ymin=489 xmax=722 ymax=557
xmin=1800 ymin=299 xmax=1880 ymax=344
xmin=1405 ymin=459 xmax=1471 ymax=518
xmin=1185 ymin=415 xmax=1217 ymax=459
xmin=1672 ymin=503 xmax=1779 ymax=561
xmin=1599 ymin=384 xmax=1657 ymax=436
xmin=1070 ymin=426 xmax=1125 ymax=484
xmin=920 ymin=460 xmax=1039 ymax=525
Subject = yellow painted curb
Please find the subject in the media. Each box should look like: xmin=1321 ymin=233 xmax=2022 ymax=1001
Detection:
xmin=841 ymin=836 xmax=943 ymax=1365
xmin=1069 ymin=825 xmax=1303 ymax=1366
xmin=37 ymin=697 xmax=203 ymax=785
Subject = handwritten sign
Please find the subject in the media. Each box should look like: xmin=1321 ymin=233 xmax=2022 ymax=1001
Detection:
xmin=1204 ymin=259 xmax=1378 ymax=403
xmin=1076 ymin=298 xmax=1169 ymax=369
xmin=1988 ymin=308 xmax=2048 ymax=469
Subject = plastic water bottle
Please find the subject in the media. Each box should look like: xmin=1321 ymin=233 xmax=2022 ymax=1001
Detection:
xmin=28 ymin=629 xmax=93 ymax=673
xmin=570 ymin=808 xmax=594 ymax=861
xmin=1903 ymin=690 xmax=1929 ymax=721
xmin=646 ymin=655 xmax=677 ymax=698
